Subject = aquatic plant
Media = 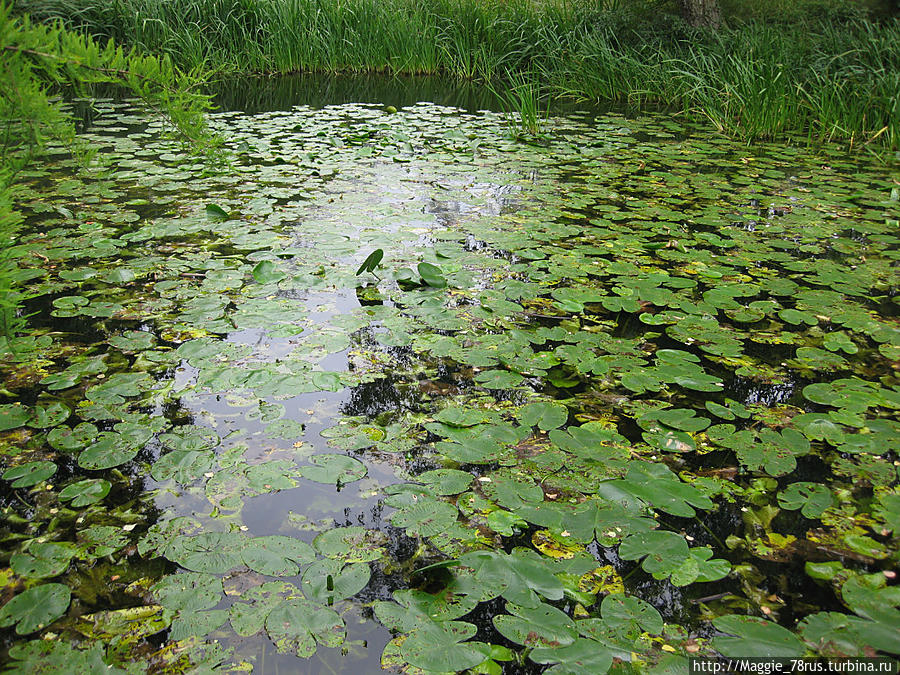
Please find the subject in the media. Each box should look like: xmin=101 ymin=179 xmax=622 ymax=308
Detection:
xmin=0 ymin=96 xmax=897 ymax=672
xmin=12 ymin=0 xmax=900 ymax=151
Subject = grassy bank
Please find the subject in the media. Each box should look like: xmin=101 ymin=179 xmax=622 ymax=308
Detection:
xmin=12 ymin=0 xmax=900 ymax=152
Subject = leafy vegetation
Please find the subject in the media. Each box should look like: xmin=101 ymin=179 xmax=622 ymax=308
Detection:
xmin=11 ymin=0 xmax=900 ymax=151
xmin=0 ymin=91 xmax=897 ymax=672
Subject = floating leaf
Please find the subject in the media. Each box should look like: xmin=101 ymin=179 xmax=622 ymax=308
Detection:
xmin=778 ymin=482 xmax=834 ymax=518
xmin=252 ymin=260 xmax=286 ymax=284
xmin=493 ymin=601 xmax=577 ymax=647
xmin=313 ymin=526 xmax=384 ymax=563
xmin=517 ymin=401 xmax=568 ymax=430
xmin=0 ymin=404 xmax=29 ymax=431
xmin=301 ymin=559 xmax=370 ymax=603
xmin=205 ymin=203 xmax=230 ymax=221
xmin=265 ymin=597 xmax=345 ymax=657
xmin=11 ymin=542 xmax=75 ymax=579
xmin=3 ymin=461 xmax=57 ymax=488
xmin=241 ymin=536 xmax=316 ymax=577
xmin=0 ymin=584 xmax=71 ymax=635
xmin=301 ymin=454 xmax=367 ymax=485
xmin=712 ymin=615 xmax=805 ymax=658
xmin=58 ymin=479 xmax=111 ymax=507
xmin=401 ymin=620 xmax=490 ymax=672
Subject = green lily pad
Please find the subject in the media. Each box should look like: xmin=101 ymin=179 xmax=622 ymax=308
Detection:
xmin=0 ymin=584 xmax=71 ymax=635
xmin=0 ymin=404 xmax=30 ymax=431
xmin=241 ymin=536 xmax=316 ymax=577
xmin=265 ymin=597 xmax=345 ymax=657
xmin=301 ymin=559 xmax=370 ymax=603
xmin=401 ymin=620 xmax=490 ymax=672
xmin=58 ymin=479 xmax=111 ymax=507
xmin=313 ymin=526 xmax=385 ymax=563
xmin=712 ymin=615 xmax=805 ymax=658
xmin=27 ymin=402 xmax=71 ymax=428
xmin=3 ymin=461 xmax=57 ymax=488
xmin=300 ymin=454 xmax=367 ymax=485
xmin=493 ymin=601 xmax=577 ymax=647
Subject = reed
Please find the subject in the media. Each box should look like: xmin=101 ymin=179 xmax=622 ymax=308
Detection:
xmin=12 ymin=0 xmax=900 ymax=151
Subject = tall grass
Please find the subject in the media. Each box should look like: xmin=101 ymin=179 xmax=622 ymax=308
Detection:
xmin=12 ymin=0 xmax=900 ymax=152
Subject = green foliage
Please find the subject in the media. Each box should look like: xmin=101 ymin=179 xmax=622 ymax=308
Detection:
xmin=11 ymin=0 xmax=898 ymax=151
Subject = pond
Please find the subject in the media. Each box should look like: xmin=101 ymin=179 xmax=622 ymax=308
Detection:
xmin=1 ymin=74 xmax=898 ymax=674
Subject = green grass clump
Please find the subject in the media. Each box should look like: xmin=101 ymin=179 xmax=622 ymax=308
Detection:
xmin=11 ymin=0 xmax=900 ymax=152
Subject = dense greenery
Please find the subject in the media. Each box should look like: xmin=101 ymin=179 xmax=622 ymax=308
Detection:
xmin=11 ymin=0 xmax=900 ymax=152
xmin=0 ymin=2 xmax=214 ymax=342
xmin=0 ymin=1 xmax=898 ymax=673
xmin=1 ymin=96 xmax=897 ymax=674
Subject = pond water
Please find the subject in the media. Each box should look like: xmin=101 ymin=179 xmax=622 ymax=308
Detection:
xmin=1 ymin=75 xmax=898 ymax=674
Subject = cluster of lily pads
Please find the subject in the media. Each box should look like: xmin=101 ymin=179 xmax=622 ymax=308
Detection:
xmin=0 ymin=96 xmax=897 ymax=673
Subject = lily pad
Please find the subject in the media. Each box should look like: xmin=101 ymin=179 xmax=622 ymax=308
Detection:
xmin=0 ymin=584 xmax=71 ymax=635
xmin=3 ymin=461 xmax=57 ymax=488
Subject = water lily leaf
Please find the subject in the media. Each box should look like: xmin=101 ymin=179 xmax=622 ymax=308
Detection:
xmin=109 ymin=331 xmax=156 ymax=351
xmin=229 ymin=582 xmax=295 ymax=637
xmin=601 ymin=593 xmax=664 ymax=636
xmin=313 ymin=526 xmax=385 ymax=563
xmin=712 ymin=615 xmax=805 ymax=658
xmin=484 ymin=472 xmax=545 ymax=511
xmin=614 ymin=461 xmax=713 ymax=518
xmin=152 ymin=572 xmax=223 ymax=613
xmin=265 ymin=597 xmax=345 ymax=657
xmin=792 ymin=414 xmax=846 ymax=445
xmin=356 ymin=248 xmax=384 ymax=276
xmin=169 ymin=609 xmax=229 ymax=641
xmin=0 ymin=584 xmax=71 ymax=634
xmin=0 ymin=404 xmax=29 ymax=431
xmin=252 ymin=260 xmax=286 ymax=284
xmin=618 ymin=531 xmax=690 ymax=579
xmin=418 ymin=469 xmax=472 ymax=495
xmin=391 ymin=497 xmax=458 ymax=537
xmin=475 ymin=369 xmax=524 ymax=389
xmin=517 ymin=401 xmax=568 ymax=430
xmin=822 ymin=332 xmax=858 ymax=354
xmin=736 ymin=439 xmax=797 ymax=476
xmin=151 ymin=450 xmax=215 ymax=484
xmin=241 ymin=536 xmax=316 ymax=577
xmin=11 ymin=542 xmax=75 ymax=578
xmin=529 ymin=637 xmax=614 ymax=675
xmin=778 ymin=482 xmax=834 ymax=518
xmin=3 ymin=461 xmax=57 ymax=488
xmin=58 ymin=479 xmax=111 ymax=507
xmin=301 ymin=454 xmax=367 ymax=485
xmin=434 ymin=406 xmax=491 ymax=428
xmin=47 ymin=422 xmax=99 ymax=452
xmin=205 ymin=203 xmax=230 ymax=221
xmin=167 ymin=532 xmax=244 ymax=574
xmin=27 ymin=402 xmax=71 ymax=428
xmin=874 ymin=493 xmax=900 ymax=534
xmin=671 ymin=547 xmax=730 ymax=586
xmin=301 ymin=559 xmax=370 ymax=603
xmin=799 ymin=612 xmax=871 ymax=657
xmin=486 ymin=509 xmax=528 ymax=536
xmin=417 ymin=262 xmax=446 ymax=288
xmin=493 ymin=601 xmax=577 ymax=648
xmin=779 ymin=308 xmax=818 ymax=326
xmin=78 ymin=432 xmax=141 ymax=470
xmin=401 ymin=620 xmax=490 ymax=672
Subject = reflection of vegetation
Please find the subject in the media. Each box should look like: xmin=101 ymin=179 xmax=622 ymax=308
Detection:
xmin=12 ymin=0 xmax=900 ymax=150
